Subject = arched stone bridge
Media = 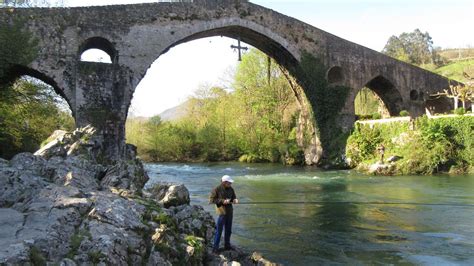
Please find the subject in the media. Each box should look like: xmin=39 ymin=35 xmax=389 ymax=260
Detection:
xmin=0 ymin=0 xmax=451 ymax=163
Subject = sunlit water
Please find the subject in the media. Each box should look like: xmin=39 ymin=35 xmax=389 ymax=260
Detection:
xmin=145 ymin=162 xmax=474 ymax=265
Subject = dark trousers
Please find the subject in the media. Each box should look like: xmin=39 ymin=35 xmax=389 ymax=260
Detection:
xmin=213 ymin=212 xmax=233 ymax=250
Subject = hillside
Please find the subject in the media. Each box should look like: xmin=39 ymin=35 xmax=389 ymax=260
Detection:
xmin=434 ymin=58 xmax=474 ymax=82
xmin=157 ymin=100 xmax=190 ymax=121
xmin=439 ymin=48 xmax=474 ymax=61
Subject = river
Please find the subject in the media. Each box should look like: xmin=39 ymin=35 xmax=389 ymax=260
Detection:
xmin=144 ymin=162 xmax=474 ymax=265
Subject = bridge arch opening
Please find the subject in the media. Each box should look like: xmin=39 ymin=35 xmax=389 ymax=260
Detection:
xmin=127 ymin=27 xmax=319 ymax=164
xmin=78 ymin=37 xmax=116 ymax=64
xmin=0 ymin=65 xmax=75 ymax=159
xmin=354 ymin=87 xmax=390 ymax=119
xmin=359 ymin=75 xmax=404 ymax=117
xmin=1 ymin=65 xmax=74 ymax=113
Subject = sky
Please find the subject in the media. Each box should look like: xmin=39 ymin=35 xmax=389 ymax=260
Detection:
xmin=70 ymin=0 xmax=474 ymax=117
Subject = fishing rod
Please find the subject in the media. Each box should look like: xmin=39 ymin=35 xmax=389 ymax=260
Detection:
xmin=234 ymin=201 xmax=474 ymax=207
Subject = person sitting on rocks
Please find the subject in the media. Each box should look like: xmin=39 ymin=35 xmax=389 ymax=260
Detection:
xmin=209 ymin=175 xmax=238 ymax=253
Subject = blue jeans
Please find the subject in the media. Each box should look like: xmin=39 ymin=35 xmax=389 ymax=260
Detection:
xmin=213 ymin=212 xmax=233 ymax=250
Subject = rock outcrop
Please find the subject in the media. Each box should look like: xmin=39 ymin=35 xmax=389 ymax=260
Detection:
xmin=145 ymin=182 xmax=191 ymax=208
xmin=0 ymin=127 xmax=275 ymax=265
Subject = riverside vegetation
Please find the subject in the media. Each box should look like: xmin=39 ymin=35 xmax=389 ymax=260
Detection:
xmin=346 ymin=116 xmax=474 ymax=175
xmin=127 ymin=49 xmax=307 ymax=165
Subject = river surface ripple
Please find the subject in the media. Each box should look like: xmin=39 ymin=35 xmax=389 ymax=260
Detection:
xmin=145 ymin=162 xmax=474 ymax=265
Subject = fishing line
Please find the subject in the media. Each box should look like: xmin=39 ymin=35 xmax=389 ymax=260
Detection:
xmin=235 ymin=201 xmax=474 ymax=207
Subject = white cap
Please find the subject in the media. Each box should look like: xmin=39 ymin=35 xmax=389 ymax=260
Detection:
xmin=221 ymin=175 xmax=234 ymax=183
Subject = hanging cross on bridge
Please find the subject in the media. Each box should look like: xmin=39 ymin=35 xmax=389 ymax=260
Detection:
xmin=230 ymin=37 xmax=248 ymax=61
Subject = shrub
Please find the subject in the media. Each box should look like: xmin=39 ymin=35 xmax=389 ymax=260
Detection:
xmin=399 ymin=110 xmax=409 ymax=116
xmin=372 ymin=113 xmax=382 ymax=119
xmin=346 ymin=124 xmax=383 ymax=166
xmin=347 ymin=116 xmax=474 ymax=174
xmin=29 ymin=246 xmax=46 ymax=266
xmin=454 ymin=107 xmax=466 ymax=115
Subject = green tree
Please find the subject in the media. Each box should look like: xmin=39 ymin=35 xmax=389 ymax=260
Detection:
xmin=382 ymin=29 xmax=445 ymax=66
xmin=233 ymin=49 xmax=299 ymax=162
xmin=0 ymin=79 xmax=74 ymax=159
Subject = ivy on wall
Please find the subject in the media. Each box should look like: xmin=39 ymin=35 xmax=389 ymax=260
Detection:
xmin=0 ymin=18 xmax=38 ymax=84
xmin=297 ymin=51 xmax=351 ymax=165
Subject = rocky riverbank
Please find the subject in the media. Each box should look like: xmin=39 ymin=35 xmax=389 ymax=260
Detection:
xmin=0 ymin=126 xmax=276 ymax=265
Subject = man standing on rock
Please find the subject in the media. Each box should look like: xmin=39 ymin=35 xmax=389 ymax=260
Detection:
xmin=209 ymin=175 xmax=238 ymax=253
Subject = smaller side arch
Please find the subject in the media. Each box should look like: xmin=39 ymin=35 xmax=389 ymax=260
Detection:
xmin=1 ymin=64 xmax=74 ymax=116
xmin=78 ymin=37 xmax=118 ymax=64
xmin=364 ymin=75 xmax=404 ymax=116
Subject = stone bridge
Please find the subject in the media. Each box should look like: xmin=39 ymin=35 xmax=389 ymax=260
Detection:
xmin=0 ymin=0 xmax=451 ymax=163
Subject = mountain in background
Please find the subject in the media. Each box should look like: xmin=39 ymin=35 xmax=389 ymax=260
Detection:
xmin=158 ymin=100 xmax=190 ymax=122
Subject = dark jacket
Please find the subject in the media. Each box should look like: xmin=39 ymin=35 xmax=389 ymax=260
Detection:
xmin=209 ymin=184 xmax=236 ymax=215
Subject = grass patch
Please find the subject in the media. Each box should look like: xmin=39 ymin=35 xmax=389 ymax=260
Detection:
xmin=88 ymin=250 xmax=106 ymax=265
xmin=434 ymin=59 xmax=474 ymax=82
xmin=29 ymin=246 xmax=46 ymax=266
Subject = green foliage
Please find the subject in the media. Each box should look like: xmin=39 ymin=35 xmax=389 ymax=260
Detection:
xmin=346 ymin=116 xmax=474 ymax=174
xmin=29 ymin=246 xmax=46 ymax=266
xmin=382 ymin=29 xmax=445 ymax=66
xmin=354 ymin=87 xmax=385 ymax=117
xmin=67 ymin=229 xmax=92 ymax=259
xmin=126 ymin=49 xmax=305 ymax=164
xmin=399 ymin=110 xmax=409 ymax=116
xmin=454 ymin=107 xmax=466 ymax=115
xmin=372 ymin=113 xmax=382 ymax=119
xmin=88 ymin=251 xmax=106 ymax=265
xmin=185 ymin=235 xmax=204 ymax=255
xmin=433 ymin=59 xmax=474 ymax=82
xmin=0 ymin=79 xmax=74 ymax=159
xmin=153 ymin=213 xmax=177 ymax=230
xmin=346 ymin=124 xmax=384 ymax=166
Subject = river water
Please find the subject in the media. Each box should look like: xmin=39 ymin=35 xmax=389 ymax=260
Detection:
xmin=145 ymin=162 xmax=474 ymax=265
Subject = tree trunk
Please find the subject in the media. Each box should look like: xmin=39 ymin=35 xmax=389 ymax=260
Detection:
xmin=454 ymin=96 xmax=459 ymax=110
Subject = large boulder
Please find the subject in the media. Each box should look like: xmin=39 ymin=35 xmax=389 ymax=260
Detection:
xmin=100 ymin=157 xmax=149 ymax=194
xmin=45 ymin=156 xmax=104 ymax=191
xmin=34 ymin=127 xmax=148 ymax=194
xmin=168 ymin=205 xmax=215 ymax=243
xmin=34 ymin=126 xmax=100 ymax=161
xmin=146 ymin=182 xmax=190 ymax=208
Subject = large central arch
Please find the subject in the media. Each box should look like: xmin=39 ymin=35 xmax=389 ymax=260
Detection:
xmin=128 ymin=24 xmax=322 ymax=164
